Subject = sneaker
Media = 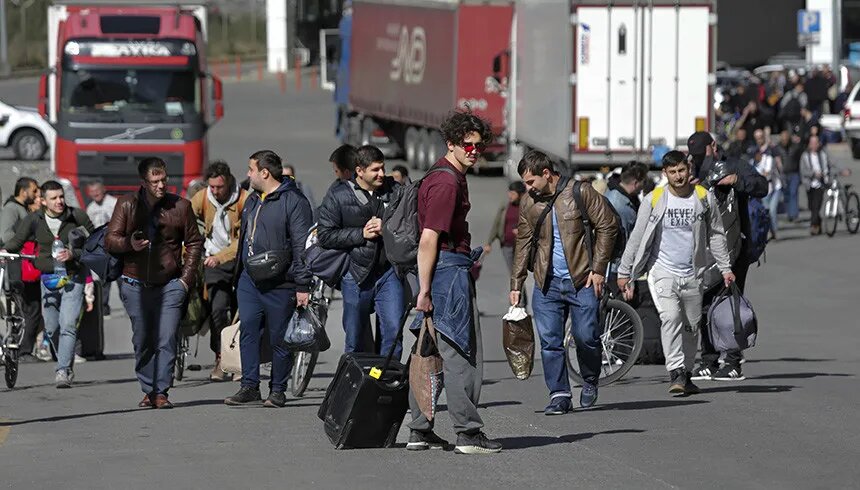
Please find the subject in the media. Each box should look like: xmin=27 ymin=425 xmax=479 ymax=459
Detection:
xmin=712 ymin=364 xmax=746 ymax=381
xmin=690 ymin=363 xmax=717 ymax=381
xmin=74 ymin=354 xmax=87 ymax=364
xmin=224 ymin=386 xmax=262 ymax=405
xmin=36 ymin=345 xmax=52 ymax=362
xmin=668 ymin=368 xmax=686 ymax=395
xmin=580 ymin=382 xmax=599 ymax=408
xmin=544 ymin=396 xmax=573 ymax=416
xmin=684 ymin=372 xmax=701 ymax=394
xmin=263 ymin=391 xmax=287 ymax=408
xmin=55 ymin=370 xmax=72 ymax=389
xmin=406 ymin=430 xmax=449 ymax=451
xmin=454 ymin=432 xmax=503 ymax=455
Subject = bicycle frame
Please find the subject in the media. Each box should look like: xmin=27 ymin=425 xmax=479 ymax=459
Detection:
xmin=824 ymin=181 xmax=842 ymax=219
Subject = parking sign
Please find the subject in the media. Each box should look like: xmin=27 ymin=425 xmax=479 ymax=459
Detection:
xmin=798 ymin=9 xmax=821 ymax=46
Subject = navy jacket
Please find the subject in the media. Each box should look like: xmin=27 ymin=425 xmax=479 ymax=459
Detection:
xmin=235 ymin=179 xmax=313 ymax=292
xmin=317 ymin=177 xmax=399 ymax=285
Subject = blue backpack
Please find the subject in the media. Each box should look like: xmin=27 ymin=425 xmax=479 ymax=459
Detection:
xmin=80 ymin=224 xmax=123 ymax=282
xmin=746 ymin=197 xmax=771 ymax=263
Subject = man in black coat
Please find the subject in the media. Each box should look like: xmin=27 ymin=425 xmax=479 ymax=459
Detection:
xmin=687 ymin=131 xmax=768 ymax=382
xmin=317 ymin=145 xmax=404 ymax=358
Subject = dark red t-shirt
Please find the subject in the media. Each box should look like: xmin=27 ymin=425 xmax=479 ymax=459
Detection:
xmin=418 ymin=158 xmax=471 ymax=255
xmin=503 ymin=202 xmax=519 ymax=246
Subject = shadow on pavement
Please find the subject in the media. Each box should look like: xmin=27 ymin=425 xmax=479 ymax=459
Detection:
xmin=478 ymin=400 xmax=522 ymax=409
xmin=699 ymin=384 xmax=794 ymax=394
xmin=588 ymin=399 xmax=709 ymax=412
xmin=497 ymin=429 xmax=646 ymax=450
xmin=8 ymin=377 xmax=139 ymax=391
xmin=751 ymin=372 xmax=853 ymax=380
xmin=746 ymin=358 xmax=835 ymax=364
xmin=0 ymin=407 xmax=144 ymax=426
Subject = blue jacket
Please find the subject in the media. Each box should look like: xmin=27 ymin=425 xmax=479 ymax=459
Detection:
xmin=410 ymin=248 xmax=482 ymax=355
xmin=236 ymin=179 xmax=313 ymax=292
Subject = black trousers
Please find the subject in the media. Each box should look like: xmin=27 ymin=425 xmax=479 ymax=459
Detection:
xmin=699 ymin=255 xmax=750 ymax=367
xmin=204 ymin=262 xmax=236 ymax=355
xmin=808 ymin=187 xmax=824 ymax=228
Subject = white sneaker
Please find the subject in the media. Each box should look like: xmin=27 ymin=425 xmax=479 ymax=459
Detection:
xmin=74 ymin=354 xmax=87 ymax=364
xmin=55 ymin=370 xmax=72 ymax=389
xmin=36 ymin=346 xmax=52 ymax=362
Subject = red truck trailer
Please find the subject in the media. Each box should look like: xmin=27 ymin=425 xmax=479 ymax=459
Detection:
xmin=39 ymin=1 xmax=223 ymax=206
xmin=337 ymin=0 xmax=512 ymax=172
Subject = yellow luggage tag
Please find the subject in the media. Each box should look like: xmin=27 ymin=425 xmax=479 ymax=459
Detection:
xmin=369 ymin=367 xmax=383 ymax=379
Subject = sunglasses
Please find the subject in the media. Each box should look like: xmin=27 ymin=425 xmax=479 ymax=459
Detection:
xmin=461 ymin=142 xmax=486 ymax=154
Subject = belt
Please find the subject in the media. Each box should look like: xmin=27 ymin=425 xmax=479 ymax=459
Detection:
xmin=120 ymin=276 xmax=164 ymax=289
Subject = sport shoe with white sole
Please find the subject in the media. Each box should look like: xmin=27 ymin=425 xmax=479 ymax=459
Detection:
xmin=406 ymin=430 xmax=449 ymax=451
xmin=454 ymin=432 xmax=502 ymax=455
xmin=712 ymin=365 xmax=745 ymax=381
xmin=55 ymin=370 xmax=72 ymax=389
xmin=690 ymin=363 xmax=717 ymax=381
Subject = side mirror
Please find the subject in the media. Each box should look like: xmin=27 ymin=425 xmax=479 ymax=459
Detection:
xmin=211 ymin=74 xmax=224 ymax=122
xmin=38 ymin=74 xmax=49 ymax=119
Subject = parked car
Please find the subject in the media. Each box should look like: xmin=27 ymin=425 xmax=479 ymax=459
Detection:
xmin=842 ymin=81 xmax=860 ymax=158
xmin=0 ymin=99 xmax=54 ymax=160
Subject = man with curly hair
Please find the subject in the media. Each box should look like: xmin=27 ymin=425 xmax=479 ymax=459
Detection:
xmin=406 ymin=111 xmax=502 ymax=455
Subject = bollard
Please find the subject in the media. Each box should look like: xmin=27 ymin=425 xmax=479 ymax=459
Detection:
xmin=235 ymin=56 xmax=241 ymax=81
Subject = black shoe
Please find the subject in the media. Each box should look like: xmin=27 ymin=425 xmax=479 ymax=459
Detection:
xmin=543 ymin=396 xmax=573 ymax=416
xmin=263 ymin=391 xmax=287 ymax=408
xmin=668 ymin=368 xmax=686 ymax=395
xmin=684 ymin=372 xmax=701 ymax=394
xmin=712 ymin=364 xmax=746 ymax=381
xmin=406 ymin=430 xmax=449 ymax=451
xmin=580 ymin=382 xmax=598 ymax=408
xmin=454 ymin=432 xmax=502 ymax=455
xmin=690 ymin=363 xmax=717 ymax=381
xmin=224 ymin=386 xmax=262 ymax=405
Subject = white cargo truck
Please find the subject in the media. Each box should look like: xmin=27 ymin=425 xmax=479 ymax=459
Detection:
xmin=507 ymin=0 xmax=716 ymax=174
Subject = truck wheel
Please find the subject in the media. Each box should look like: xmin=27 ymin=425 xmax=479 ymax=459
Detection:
xmin=852 ymin=139 xmax=860 ymax=160
xmin=417 ymin=128 xmax=431 ymax=170
xmin=426 ymin=131 xmax=445 ymax=168
xmin=12 ymin=129 xmax=47 ymax=161
xmin=360 ymin=118 xmax=374 ymax=146
xmin=405 ymin=127 xmax=419 ymax=169
xmin=347 ymin=116 xmax=362 ymax=146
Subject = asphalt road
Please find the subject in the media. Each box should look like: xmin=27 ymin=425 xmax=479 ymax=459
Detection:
xmin=0 ymin=76 xmax=859 ymax=490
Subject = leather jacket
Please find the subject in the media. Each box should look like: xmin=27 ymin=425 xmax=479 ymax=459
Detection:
xmin=105 ymin=188 xmax=204 ymax=287
xmin=512 ymin=180 xmax=618 ymax=292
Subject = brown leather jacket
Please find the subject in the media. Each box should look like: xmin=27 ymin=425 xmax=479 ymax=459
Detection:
xmin=105 ymin=189 xmax=204 ymax=287
xmin=511 ymin=180 xmax=617 ymax=292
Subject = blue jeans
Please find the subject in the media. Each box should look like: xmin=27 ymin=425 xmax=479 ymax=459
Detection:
xmin=783 ymin=173 xmax=801 ymax=220
xmin=119 ymin=277 xmax=187 ymax=395
xmin=236 ymin=272 xmax=296 ymax=393
xmin=532 ymin=276 xmax=601 ymax=396
xmin=764 ymin=190 xmax=780 ymax=232
xmin=41 ymin=274 xmax=85 ymax=373
xmin=341 ymin=267 xmax=404 ymax=359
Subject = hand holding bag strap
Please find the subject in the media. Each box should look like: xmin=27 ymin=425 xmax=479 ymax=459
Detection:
xmin=528 ymin=177 xmax=570 ymax=268
xmin=728 ymin=283 xmax=745 ymax=340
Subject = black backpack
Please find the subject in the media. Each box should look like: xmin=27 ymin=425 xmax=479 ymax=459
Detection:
xmin=382 ymin=167 xmax=457 ymax=274
xmin=80 ymin=224 xmax=123 ymax=282
xmin=571 ymin=181 xmax=627 ymax=267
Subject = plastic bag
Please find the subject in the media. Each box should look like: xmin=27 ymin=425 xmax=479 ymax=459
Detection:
xmin=283 ymin=306 xmax=331 ymax=352
xmin=502 ymin=306 xmax=535 ymax=380
xmin=409 ymin=317 xmax=444 ymax=421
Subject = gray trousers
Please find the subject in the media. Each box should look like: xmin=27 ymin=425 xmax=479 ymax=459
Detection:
xmin=408 ymin=297 xmax=484 ymax=435
xmin=647 ymin=264 xmax=702 ymax=373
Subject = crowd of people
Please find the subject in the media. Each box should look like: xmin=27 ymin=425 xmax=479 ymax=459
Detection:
xmin=0 ymin=106 xmax=803 ymax=454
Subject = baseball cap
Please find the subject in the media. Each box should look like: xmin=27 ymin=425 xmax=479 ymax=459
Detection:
xmin=687 ymin=131 xmax=714 ymax=156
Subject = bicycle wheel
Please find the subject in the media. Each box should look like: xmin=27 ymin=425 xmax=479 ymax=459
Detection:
xmin=823 ymin=193 xmax=839 ymax=237
xmin=174 ymin=336 xmax=187 ymax=381
xmin=4 ymin=350 xmax=18 ymax=389
xmin=566 ymin=299 xmax=644 ymax=387
xmin=291 ymin=349 xmax=319 ymax=397
xmin=845 ymin=192 xmax=860 ymax=234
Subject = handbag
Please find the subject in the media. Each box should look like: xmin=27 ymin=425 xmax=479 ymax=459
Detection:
xmin=408 ymin=317 xmax=444 ymax=421
xmin=303 ymin=243 xmax=350 ymax=288
xmin=220 ymin=312 xmax=242 ymax=374
xmin=20 ymin=241 xmax=40 ymax=283
xmin=283 ymin=306 xmax=331 ymax=352
xmin=245 ymin=249 xmax=292 ymax=284
xmin=707 ymin=283 xmax=758 ymax=352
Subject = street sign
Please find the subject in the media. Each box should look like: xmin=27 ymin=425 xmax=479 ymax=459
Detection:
xmin=798 ymin=9 xmax=821 ymax=47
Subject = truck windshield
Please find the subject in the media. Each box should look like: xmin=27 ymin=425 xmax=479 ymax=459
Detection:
xmin=60 ymin=68 xmax=200 ymax=123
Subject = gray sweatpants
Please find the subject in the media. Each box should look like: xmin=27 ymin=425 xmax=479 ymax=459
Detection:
xmin=647 ymin=264 xmax=702 ymax=373
xmin=408 ymin=298 xmax=484 ymax=435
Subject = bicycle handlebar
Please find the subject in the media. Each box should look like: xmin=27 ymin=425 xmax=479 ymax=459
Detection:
xmin=0 ymin=252 xmax=37 ymax=260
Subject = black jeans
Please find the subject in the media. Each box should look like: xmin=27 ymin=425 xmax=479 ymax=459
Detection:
xmin=808 ymin=187 xmax=824 ymax=228
xmin=204 ymin=262 xmax=235 ymax=355
xmin=699 ymin=255 xmax=750 ymax=367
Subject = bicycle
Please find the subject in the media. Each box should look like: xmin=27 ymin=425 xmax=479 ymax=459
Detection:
xmin=0 ymin=252 xmax=36 ymax=389
xmin=823 ymin=178 xmax=860 ymax=237
xmin=565 ymin=295 xmax=644 ymax=386
xmin=290 ymin=278 xmax=332 ymax=397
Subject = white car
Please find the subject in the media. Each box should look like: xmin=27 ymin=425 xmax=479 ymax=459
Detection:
xmin=843 ymin=82 xmax=860 ymax=159
xmin=0 ymin=99 xmax=54 ymax=160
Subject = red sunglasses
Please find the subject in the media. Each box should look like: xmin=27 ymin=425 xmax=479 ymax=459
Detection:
xmin=461 ymin=142 xmax=486 ymax=154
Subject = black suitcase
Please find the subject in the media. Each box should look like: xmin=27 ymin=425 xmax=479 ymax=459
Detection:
xmin=317 ymin=352 xmax=409 ymax=449
xmin=632 ymin=279 xmax=664 ymax=365
xmin=78 ymin=282 xmax=105 ymax=360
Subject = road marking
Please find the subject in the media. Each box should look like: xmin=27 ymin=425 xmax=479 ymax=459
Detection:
xmin=0 ymin=418 xmax=10 ymax=447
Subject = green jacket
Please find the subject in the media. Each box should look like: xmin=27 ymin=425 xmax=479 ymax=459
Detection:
xmin=4 ymin=207 xmax=94 ymax=274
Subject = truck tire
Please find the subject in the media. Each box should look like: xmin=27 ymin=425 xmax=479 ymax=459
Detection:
xmin=425 ymin=130 xmax=444 ymax=168
xmin=12 ymin=129 xmax=47 ymax=161
xmin=360 ymin=118 xmax=374 ymax=146
xmin=417 ymin=128 xmax=431 ymax=170
xmin=852 ymin=138 xmax=860 ymax=160
xmin=347 ymin=116 xmax=362 ymax=147
xmin=405 ymin=127 xmax=420 ymax=169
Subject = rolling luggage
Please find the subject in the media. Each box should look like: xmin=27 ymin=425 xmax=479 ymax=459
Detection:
xmin=78 ymin=282 xmax=105 ymax=359
xmin=318 ymin=306 xmax=411 ymax=450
